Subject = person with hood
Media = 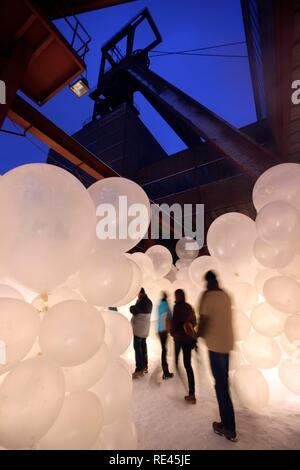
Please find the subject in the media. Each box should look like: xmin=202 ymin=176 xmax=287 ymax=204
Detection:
xmin=130 ymin=288 xmax=153 ymax=379
xmin=157 ymin=291 xmax=174 ymax=380
xmin=197 ymin=270 xmax=237 ymax=442
xmin=171 ymin=288 xmax=197 ymax=404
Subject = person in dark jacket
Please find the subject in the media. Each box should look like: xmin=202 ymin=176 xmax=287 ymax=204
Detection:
xmin=171 ymin=289 xmax=197 ymax=404
xmin=130 ymin=288 xmax=153 ymax=379
xmin=157 ymin=292 xmax=174 ymax=380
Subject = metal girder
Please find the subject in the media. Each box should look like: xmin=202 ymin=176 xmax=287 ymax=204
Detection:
xmin=8 ymin=95 xmax=117 ymax=179
xmin=126 ymin=65 xmax=280 ymax=180
xmin=36 ymin=0 xmax=136 ymax=19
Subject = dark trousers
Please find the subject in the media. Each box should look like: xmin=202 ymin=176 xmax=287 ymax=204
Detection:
xmin=175 ymin=340 xmax=195 ymax=395
xmin=134 ymin=336 xmax=148 ymax=372
xmin=159 ymin=331 xmax=171 ymax=376
xmin=209 ymin=351 xmax=236 ymax=433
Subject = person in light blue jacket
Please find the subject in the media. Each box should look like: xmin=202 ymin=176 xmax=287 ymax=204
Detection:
xmin=157 ymin=292 xmax=174 ymax=380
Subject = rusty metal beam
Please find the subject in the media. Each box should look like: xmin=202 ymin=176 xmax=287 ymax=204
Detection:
xmin=126 ymin=65 xmax=280 ymax=180
xmin=8 ymin=94 xmax=117 ymax=179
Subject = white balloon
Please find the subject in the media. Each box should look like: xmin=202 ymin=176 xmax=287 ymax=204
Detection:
xmin=229 ymin=347 xmax=243 ymax=371
xmin=207 ymin=213 xmax=256 ymax=274
xmin=130 ymin=252 xmax=154 ymax=279
xmin=0 ymin=163 xmax=96 ymax=293
xmin=0 ymin=284 xmax=24 ymax=300
xmin=0 ymin=357 xmax=65 ymax=449
xmin=254 ymin=269 xmax=279 ymax=295
xmin=279 ymin=333 xmax=298 ymax=355
xmin=251 ymin=303 xmax=286 ymax=337
xmin=242 ymin=333 xmax=281 ymax=369
xmin=164 ymin=265 xmax=177 ymax=283
xmin=63 ymin=343 xmax=109 ymax=392
xmin=0 ymin=298 xmax=40 ymax=374
xmin=280 ymin=251 xmax=300 ymax=280
xmin=175 ymin=237 xmax=199 ymax=260
xmin=79 ymin=250 xmax=133 ymax=307
xmin=114 ymin=260 xmax=142 ymax=307
xmin=279 ymin=352 xmax=300 ymax=395
xmin=284 ymin=315 xmax=300 ymax=343
xmin=102 ymin=310 xmax=132 ymax=357
xmin=39 ymin=300 xmax=105 ymax=366
xmin=232 ymin=309 xmax=251 ymax=341
xmin=175 ymin=267 xmax=190 ymax=281
xmin=97 ymin=415 xmax=137 ymax=450
xmin=88 ymin=177 xmax=150 ymax=253
xmin=175 ymin=259 xmax=192 ymax=270
xmin=188 ymin=256 xmax=219 ymax=288
xmin=39 ymin=391 xmax=103 ymax=450
xmin=253 ymin=238 xmax=294 ymax=269
xmin=91 ymin=360 xmax=132 ymax=425
xmin=252 ymin=162 xmax=300 ymax=211
xmin=146 ymin=245 xmax=173 ymax=280
xmin=256 ymin=201 xmax=300 ymax=247
xmin=32 ymin=287 xmax=82 ymax=313
xmin=233 ymin=365 xmax=269 ymax=410
xmin=263 ymin=276 xmax=300 ymax=314
xmin=230 ymin=282 xmax=258 ymax=312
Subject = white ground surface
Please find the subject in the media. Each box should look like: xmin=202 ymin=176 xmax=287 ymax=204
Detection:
xmin=126 ymin=336 xmax=300 ymax=450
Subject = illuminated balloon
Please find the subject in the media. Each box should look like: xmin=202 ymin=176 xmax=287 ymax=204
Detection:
xmin=0 ymin=298 xmax=40 ymax=374
xmin=0 ymin=357 xmax=65 ymax=449
xmin=230 ymin=282 xmax=258 ymax=312
xmin=175 ymin=237 xmax=199 ymax=260
xmin=252 ymin=162 xmax=300 ymax=211
xmin=176 ymin=259 xmax=192 ymax=270
xmin=98 ymin=416 xmax=137 ymax=450
xmin=263 ymin=276 xmax=300 ymax=314
xmin=279 ymin=352 xmax=300 ymax=395
xmin=164 ymin=265 xmax=177 ymax=283
xmin=233 ymin=365 xmax=269 ymax=410
xmin=102 ymin=311 xmax=132 ymax=357
xmin=254 ymin=269 xmax=279 ymax=294
xmin=88 ymin=177 xmax=150 ymax=253
xmin=232 ymin=309 xmax=251 ymax=341
xmin=32 ymin=287 xmax=82 ymax=313
xmin=251 ymin=303 xmax=286 ymax=337
xmin=114 ymin=260 xmax=142 ymax=307
xmin=0 ymin=284 xmax=24 ymax=300
xmin=229 ymin=347 xmax=243 ymax=370
xmin=189 ymin=256 xmax=219 ymax=288
xmin=284 ymin=315 xmax=300 ymax=343
xmin=91 ymin=360 xmax=132 ymax=425
xmin=253 ymin=238 xmax=294 ymax=269
xmin=176 ymin=267 xmax=190 ymax=281
xmin=130 ymin=252 xmax=154 ymax=279
xmin=63 ymin=343 xmax=109 ymax=393
xmin=242 ymin=333 xmax=281 ymax=369
xmin=256 ymin=201 xmax=300 ymax=247
xmin=80 ymin=250 xmax=133 ymax=307
xmin=39 ymin=300 xmax=105 ymax=366
xmin=280 ymin=251 xmax=300 ymax=280
xmin=0 ymin=163 xmax=96 ymax=293
xmin=279 ymin=333 xmax=298 ymax=355
xmin=207 ymin=213 xmax=256 ymax=274
xmin=146 ymin=245 xmax=172 ymax=280
xmin=39 ymin=391 xmax=103 ymax=450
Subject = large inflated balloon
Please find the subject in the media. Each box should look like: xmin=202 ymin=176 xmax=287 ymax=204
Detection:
xmin=188 ymin=256 xmax=220 ymax=288
xmin=102 ymin=311 xmax=132 ymax=357
xmin=252 ymin=162 xmax=300 ymax=211
xmin=39 ymin=391 xmax=103 ymax=450
xmin=207 ymin=213 xmax=256 ymax=274
xmin=79 ymin=250 xmax=132 ymax=307
xmin=63 ymin=343 xmax=109 ymax=392
xmin=254 ymin=269 xmax=279 ymax=295
xmin=146 ymin=245 xmax=172 ymax=280
xmin=256 ymin=201 xmax=300 ymax=247
xmin=39 ymin=300 xmax=105 ymax=366
xmin=130 ymin=252 xmax=154 ymax=279
xmin=32 ymin=287 xmax=82 ymax=313
xmin=175 ymin=237 xmax=199 ymax=260
xmin=232 ymin=309 xmax=251 ymax=341
xmin=0 ymin=298 xmax=40 ymax=374
xmin=0 ymin=284 xmax=24 ymax=300
xmin=251 ymin=303 xmax=286 ymax=337
xmin=253 ymin=238 xmax=294 ymax=269
xmin=280 ymin=251 xmax=300 ymax=280
xmin=91 ymin=360 xmax=132 ymax=425
xmin=233 ymin=365 xmax=269 ymax=410
xmin=0 ymin=357 xmax=65 ymax=449
xmin=88 ymin=177 xmax=150 ymax=253
xmin=279 ymin=352 xmax=300 ymax=395
xmin=0 ymin=164 xmax=96 ymax=293
xmin=242 ymin=333 xmax=281 ymax=369
xmin=114 ymin=259 xmax=142 ymax=307
xmin=98 ymin=416 xmax=137 ymax=450
xmin=230 ymin=282 xmax=258 ymax=312
xmin=263 ymin=276 xmax=300 ymax=314
xmin=284 ymin=315 xmax=300 ymax=343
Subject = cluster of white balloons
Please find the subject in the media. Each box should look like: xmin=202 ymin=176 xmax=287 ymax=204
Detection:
xmin=0 ymin=163 xmax=149 ymax=450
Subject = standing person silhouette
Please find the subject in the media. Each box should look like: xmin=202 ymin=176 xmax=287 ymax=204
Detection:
xmin=157 ymin=292 xmax=174 ymax=380
xmin=197 ymin=270 xmax=237 ymax=442
xmin=130 ymin=288 xmax=152 ymax=379
xmin=171 ymin=289 xmax=197 ymax=404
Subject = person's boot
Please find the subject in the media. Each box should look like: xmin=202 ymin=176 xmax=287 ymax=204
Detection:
xmin=132 ymin=370 xmax=144 ymax=379
xmin=212 ymin=422 xmax=238 ymax=442
xmin=184 ymin=394 xmax=196 ymax=404
xmin=162 ymin=372 xmax=174 ymax=380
